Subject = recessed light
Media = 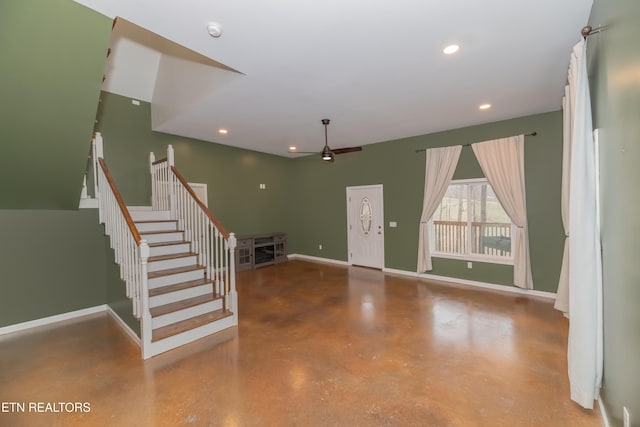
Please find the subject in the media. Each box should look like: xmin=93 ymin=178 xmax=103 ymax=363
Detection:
xmin=288 ymin=146 xmax=297 ymax=152
xmin=443 ymin=44 xmax=460 ymax=55
xmin=479 ymin=103 xmax=492 ymax=110
xmin=218 ymin=129 xmax=228 ymax=134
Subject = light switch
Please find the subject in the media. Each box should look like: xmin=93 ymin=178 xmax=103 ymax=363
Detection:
xmin=389 ymin=221 xmax=397 ymax=228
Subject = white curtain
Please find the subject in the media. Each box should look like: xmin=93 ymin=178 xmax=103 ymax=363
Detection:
xmin=555 ymin=82 xmax=575 ymax=314
xmin=471 ymin=136 xmax=533 ymax=289
xmin=564 ymin=39 xmax=603 ymax=410
xmin=417 ymin=145 xmax=462 ymax=272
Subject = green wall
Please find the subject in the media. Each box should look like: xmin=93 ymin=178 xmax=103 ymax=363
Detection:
xmin=588 ymin=0 xmax=640 ymax=425
xmin=289 ymin=111 xmax=564 ymax=293
xmin=0 ymin=210 xmax=106 ymax=327
xmin=0 ymin=1 xmax=133 ymax=331
xmin=0 ymin=0 xmax=112 ymax=209
xmin=95 ymin=92 xmax=293 ymax=236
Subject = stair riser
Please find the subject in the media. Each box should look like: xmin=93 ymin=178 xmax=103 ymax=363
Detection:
xmin=141 ymin=232 xmax=184 ymax=244
xmin=149 ymin=285 xmax=212 ymax=308
xmin=136 ymin=222 xmax=177 ymax=233
xmin=148 ymin=256 xmax=198 ymax=273
xmin=152 ymin=300 xmax=223 ymax=329
xmin=149 ymin=243 xmax=191 ymax=257
xmin=147 ymin=315 xmax=236 ymax=358
xmin=149 ymin=269 xmax=204 ymax=288
xmin=129 ymin=210 xmax=170 ymax=222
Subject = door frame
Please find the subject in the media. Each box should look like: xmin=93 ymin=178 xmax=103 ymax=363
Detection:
xmin=188 ymin=182 xmax=208 ymax=207
xmin=346 ymin=184 xmax=385 ymax=269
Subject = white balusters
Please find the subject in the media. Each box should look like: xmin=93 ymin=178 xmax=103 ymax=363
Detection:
xmin=96 ymin=142 xmax=153 ymax=358
xmin=148 ymin=145 xmax=237 ymax=318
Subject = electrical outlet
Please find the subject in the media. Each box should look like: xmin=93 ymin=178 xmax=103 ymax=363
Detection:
xmin=624 ymin=406 xmax=630 ymax=427
xmin=467 ymin=262 xmax=473 ymax=269
xmin=319 ymin=244 xmax=323 ymax=250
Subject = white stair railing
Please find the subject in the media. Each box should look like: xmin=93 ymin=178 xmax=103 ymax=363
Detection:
xmin=150 ymin=145 xmax=238 ymax=324
xmin=93 ymin=133 xmax=153 ymax=358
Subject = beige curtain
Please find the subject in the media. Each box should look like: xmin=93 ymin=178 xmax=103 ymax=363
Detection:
xmin=555 ymin=82 xmax=574 ymax=314
xmin=417 ymin=145 xmax=462 ymax=272
xmin=471 ymin=135 xmax=533 ymax=289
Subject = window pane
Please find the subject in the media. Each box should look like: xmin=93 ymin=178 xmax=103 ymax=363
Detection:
xmin=469 ymin=183 xmax=512 ymax=257
xmin=432 ymin=184 xmax=467 ymax=255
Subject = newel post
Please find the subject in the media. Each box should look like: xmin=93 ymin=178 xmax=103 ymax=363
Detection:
xmin=94 ymin=132 xmax=104 ymax=158
xmin=139 ymin=240 xmax=153 ymax=359
xmin=149 ymin=152 xmax=156 ymax=209
xmin=94 ymin=133 xmax=104 ymax=222
xmin=228 ymin=232 xmax=238 ymax=325
xmin=167 ymin=145 xmax=176 ymax=218
xmin=167 ymin=144 xmax=175 ymax=167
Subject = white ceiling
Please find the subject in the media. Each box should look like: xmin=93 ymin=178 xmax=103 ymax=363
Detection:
xmin=76 ymin=0 xmax=593 ymax=157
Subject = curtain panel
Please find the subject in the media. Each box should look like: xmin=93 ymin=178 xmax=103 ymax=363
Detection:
xmin=417 ymin=145 xmax=462 ymax=272
xmin=471 ymin=135 xmax=534 ymax=289
xmin=555 ymin=83 xmax=574 ymax=314
xmin=564 ymin=39 xmax=603 ymax=410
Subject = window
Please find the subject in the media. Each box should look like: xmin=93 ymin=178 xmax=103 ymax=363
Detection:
xmin=430 ymin=179 xmax=514 ymax=264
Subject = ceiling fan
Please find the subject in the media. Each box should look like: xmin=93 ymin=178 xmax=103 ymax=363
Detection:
xmin=289 ymin=119 xmax=362 ymax=162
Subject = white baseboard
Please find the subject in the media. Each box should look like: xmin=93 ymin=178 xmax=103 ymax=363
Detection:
xmin=288 ymin=253 xmax=350 ymax=266
xmin=127 ymin=206 xmax=152 ymax=211
xmin=0 ymin=305 xmax=107 ymax=336
xmin=287 ymin=255 xmax=555 ymax=300
xmin=597 ymin=394 xmax=610 ymax=427
xmin=0 ymin=304 xmax=143 ymax=350
xmin=106 ymin=306 xmax=141 ymax=347
xmin=383 ymin=268 xmax=556 ymax=300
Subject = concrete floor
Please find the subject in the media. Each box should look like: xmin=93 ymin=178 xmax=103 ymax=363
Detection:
xmin=0 ymin=260 xmax=600 ymax=426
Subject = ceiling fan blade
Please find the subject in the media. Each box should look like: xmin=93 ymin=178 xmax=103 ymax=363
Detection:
xmin=332 ymin=146 xmax=362 ymax=155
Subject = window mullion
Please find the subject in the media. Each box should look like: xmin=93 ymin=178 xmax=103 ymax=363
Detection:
xmin=466 ymin=184 xmax=472 ymax=256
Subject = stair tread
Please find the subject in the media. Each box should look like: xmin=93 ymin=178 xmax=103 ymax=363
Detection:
xmin=148 ymin=278 xmax=212 ymax=297
xmin=148 ymin=240 xmax=189 ymax=248
xmin=148 ymin=252 xmax=198 ymax=263
xmin=152 ymin=310 xmax=233 ymax=342
xmin=148 ymin=264 xmax=204 ymax=279
xmin=135 ymin=220 xmax=177 ymax=224
xmin=150 ymin=293 xmax=221 ymax=318
xmin=140 ymin=229 xmax=184 ymax=235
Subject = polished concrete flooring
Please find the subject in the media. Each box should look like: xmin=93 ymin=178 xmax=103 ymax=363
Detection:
xmin=0 ymin=260 xmax=600 ymax=426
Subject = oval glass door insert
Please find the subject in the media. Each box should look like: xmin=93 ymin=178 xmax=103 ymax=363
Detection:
xmin=360 ymin=197 xmax=372 ymax=235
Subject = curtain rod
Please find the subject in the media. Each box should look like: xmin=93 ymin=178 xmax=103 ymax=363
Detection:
xmin=581 ymin=25 xmax=607 ymax=38
xmin=414 ymin=132 xmax=537 ymax=153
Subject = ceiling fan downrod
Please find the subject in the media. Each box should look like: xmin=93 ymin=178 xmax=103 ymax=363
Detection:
xmin=321 ymin=119 xmax=334 ymax=161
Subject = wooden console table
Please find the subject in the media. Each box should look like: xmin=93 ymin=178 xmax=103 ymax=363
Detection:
xmin=235 ymin=232 xmax=287 ymax=271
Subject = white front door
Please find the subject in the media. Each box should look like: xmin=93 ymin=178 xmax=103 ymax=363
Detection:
xmin=347 ymin=185 xmax=384 ymax=269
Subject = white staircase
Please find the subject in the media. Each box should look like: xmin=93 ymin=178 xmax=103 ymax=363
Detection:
xmin=92 ymin=133 xmax=238 ymax=359
xmin=129 ymin=209 xmax=235 ymax=357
